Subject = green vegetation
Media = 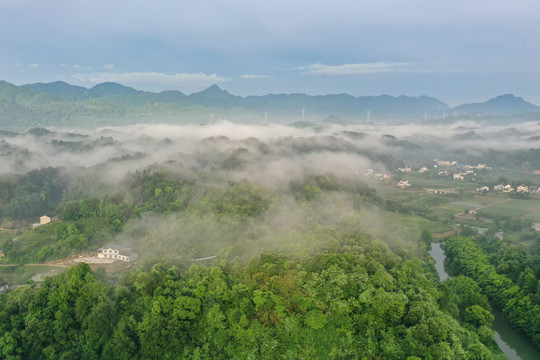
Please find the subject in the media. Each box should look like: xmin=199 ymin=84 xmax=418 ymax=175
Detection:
xmin=445 ymin=236 xmax=540 ymax=346
xmin=1 ymin=121 xmax=539 ymax=358
xmin=0 ymin=238 xmax=504 ymax=359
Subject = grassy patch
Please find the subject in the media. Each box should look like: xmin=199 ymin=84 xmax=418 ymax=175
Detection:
xmin=480 ymin=199 xmax=540 ymax=221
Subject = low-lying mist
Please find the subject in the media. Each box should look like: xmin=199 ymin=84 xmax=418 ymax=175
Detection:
xmin=1 ymin=119 xmax=539 ymax=263
xmin=2 ymin=120 xmax=539 ymax=177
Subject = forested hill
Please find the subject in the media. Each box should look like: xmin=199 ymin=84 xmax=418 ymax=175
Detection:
xmin=1 ymin=80 xmax=448 ymax=128
xmin=3 ymin=80 xmax=540 ymax=129
xmin=0 ymin=239 xmax=505 ymax=359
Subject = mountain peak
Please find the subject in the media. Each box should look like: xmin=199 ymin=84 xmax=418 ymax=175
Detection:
xmin=88 ymin=82 xmax=140 ymax=98
xmin=486 ymin=94 xmax=525 ymax=104
xmin=199 ymin=84 xmax=227 ymax=94
xmin=450 ymin=94 xmax=539 ymax=114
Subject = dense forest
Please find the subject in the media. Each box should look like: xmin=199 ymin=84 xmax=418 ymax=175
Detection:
xmin=1 ymin=121 xmax=539 ymax=358
xmin=0 ymin=167 xmax=505 ymax=359
xmin=1 ymin=238 xmax=503 ymax=359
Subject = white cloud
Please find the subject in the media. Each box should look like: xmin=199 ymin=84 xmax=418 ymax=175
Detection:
xmin=28 ymin=63 xmax=39 ymax=67
xmin=241 ymin=74 xmax=273 ymax=79
xmin=71 ymin=71 xmax=229 ymax=92
xmin=297 ymin=62 xmax=410 ymax=75
xmin=103 ymin=64 xmax=115 ymax=70
xmin=73 ymin=64 xmax=81 ymax=69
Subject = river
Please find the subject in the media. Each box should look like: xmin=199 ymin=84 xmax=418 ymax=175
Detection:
xmin=428 ymin=242 xmax=540 ymax=360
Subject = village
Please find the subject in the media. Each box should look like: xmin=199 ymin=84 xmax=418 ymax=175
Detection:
xmin=363 ymin=159 xmax=540 ymax=196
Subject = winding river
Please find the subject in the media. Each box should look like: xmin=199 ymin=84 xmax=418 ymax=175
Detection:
xmin=429 ymin=242 xmax=540 ymax=360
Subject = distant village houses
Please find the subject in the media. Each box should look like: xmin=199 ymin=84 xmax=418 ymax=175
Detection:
xmin=397 ymin=180 xmax=411 ymax=188
xmin=533 ymin=223 xmax=540 ymax=232
xmin=397 ymin=166 xmax=412 ymax=173
xmin=435 ymin=160 xmax=457 ymax=166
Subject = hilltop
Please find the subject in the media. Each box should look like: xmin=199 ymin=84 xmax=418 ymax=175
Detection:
xmin=1 ymin=80 xmax=540 ymax=129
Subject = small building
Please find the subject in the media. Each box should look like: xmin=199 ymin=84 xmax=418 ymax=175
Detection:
xmin=0 ymin=250 xmax=4 ymax=258
xmin=40 ymin=215 xmax=58 ymax=225
xmin=529 ymin=186 xmax=539 ymax=193
xmin=502 ymin=185 xmax=514 ymax=193
xmin=517 ymin=185 xmax=529 ymax=193
xmin=533 ymin=223 xmax=540 ymax=232
xmin=453 ymin=174 xmax=464 ymax=180
xmin=0 ymin=282 xmax=9 ymax=293
xmin=97 ymin=245 xmax=138 ymax=262
xmin=33 ymin=214 xmax=59 ymax=229
xmin=397 ymin=180 xmax=411 ymax=188
xmin=476 ymin=186 xmax=489 ymax=193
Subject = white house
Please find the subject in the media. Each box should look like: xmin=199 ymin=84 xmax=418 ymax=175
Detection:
xmin=517 ymin=185 xmax=529 ymax=193
xmin=397 ymin=180 xmax=411 ymax=188
xmin=533 ymin=223 xmax=540 ymax=232
xmin=97 ymin=245 xmax=138 ymax=262
xmin=502 ymin=185 xmax=514 ymax=193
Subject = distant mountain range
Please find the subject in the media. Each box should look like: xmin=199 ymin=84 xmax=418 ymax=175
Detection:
xmin=1 ymin=80 xmax=539 ymax=129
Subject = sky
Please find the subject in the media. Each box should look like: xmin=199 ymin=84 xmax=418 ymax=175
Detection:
xmin=1 ymin=0 xmax=539 ymax=106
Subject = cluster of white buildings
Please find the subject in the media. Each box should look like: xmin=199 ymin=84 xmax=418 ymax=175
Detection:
xmin=435 ymin=160 xmax=458 ymax=166
xmin=364 ymin=169 xmax=392 ymax=181
xmin=492 ymin=184 xmax=539 ymax=194
xmin=397 ymin=166 xmax=412 ymax=173
xmin=453 ymin=170 xmax=476 ymax=180
xmin=434 ymin=160 xmax=490 ymax=171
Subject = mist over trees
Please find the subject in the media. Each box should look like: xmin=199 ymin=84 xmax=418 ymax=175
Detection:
xmin=1 ymin=119 xmax=539 ymax=358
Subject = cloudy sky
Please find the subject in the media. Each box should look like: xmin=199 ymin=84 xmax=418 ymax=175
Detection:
xmin=1 ymin=0 xmax=539 ymax=105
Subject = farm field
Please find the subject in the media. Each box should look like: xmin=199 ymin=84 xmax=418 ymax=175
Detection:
xmin=479 ymin=199 xmax=540 ymax=221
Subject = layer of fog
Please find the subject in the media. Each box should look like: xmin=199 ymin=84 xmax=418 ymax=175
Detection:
xmin=3 ymin=120 xmax=538 ymax=263
xmin=1 ymin=120 xmax=539 ymax=179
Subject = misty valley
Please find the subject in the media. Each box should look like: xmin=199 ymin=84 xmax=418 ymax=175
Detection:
xmin=1 ymin=119 xmax=540 ymax=359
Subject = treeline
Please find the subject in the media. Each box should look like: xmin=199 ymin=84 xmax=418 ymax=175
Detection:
xmin=445 ymin=236 xmax=540 ymax=346
xmin=0 ymin=235 xmax=503 ymax=359
xmin=0 ymin=168 xmax=65 ymax=219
